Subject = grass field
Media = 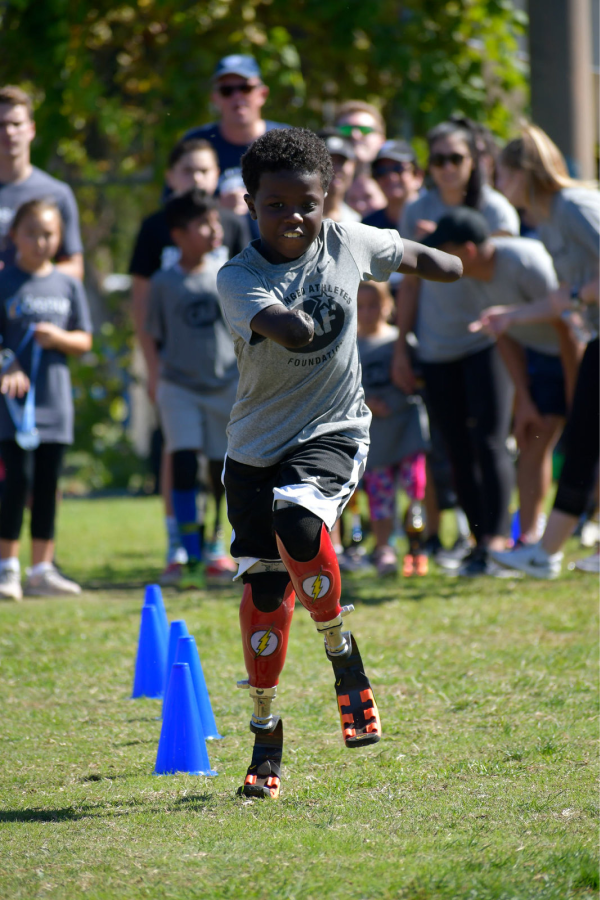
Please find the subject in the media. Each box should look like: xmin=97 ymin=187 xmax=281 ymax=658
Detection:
xmin=0 ymin=497 xmax=597 ymax=900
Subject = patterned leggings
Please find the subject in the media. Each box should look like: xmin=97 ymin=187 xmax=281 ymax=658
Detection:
xmin=362 ymin=453 xmax=426 ymax=521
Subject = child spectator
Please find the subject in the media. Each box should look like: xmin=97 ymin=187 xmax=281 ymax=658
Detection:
xmin=130 ymin=138 xmax=248 ymax=581
xmin=216 ymin=127 xmax=461 ymax=797
xmin=0 ymin=198 xmax=92 ymax=599
xmin=357 ymin=281 xmax=429 ymax=576
xmin=145 ymin=189 xmax=238 ymax=589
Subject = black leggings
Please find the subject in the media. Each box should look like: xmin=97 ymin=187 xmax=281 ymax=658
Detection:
xmin=421 ymin=344 xmax=514 ymax=541
xmin=553 ymin=338 xmax=599 ymax=517
xmin=0 ymin=441 xmax=65 ymax=541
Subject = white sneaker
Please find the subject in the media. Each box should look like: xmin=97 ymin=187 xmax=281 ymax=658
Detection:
xmin=570 ymin=550 xmax=600 ymax=574
xmin=489 ymin=543 xmax=563 ymax=580
xmin=24 ymin=565 xmax=82 ymax=596
xmin=0 ymin=567 xmax=22 ymax=601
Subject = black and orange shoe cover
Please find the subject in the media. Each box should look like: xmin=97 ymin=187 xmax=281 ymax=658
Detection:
xmin=238 ymin=717 xmax=283 ymax=799
xmin=329 ymin=633 xmax=382 ymax=748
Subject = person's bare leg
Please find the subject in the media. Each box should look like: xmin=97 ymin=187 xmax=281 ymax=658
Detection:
xmin=517 ymin=415 xmax=564 ymax=540
xmin=161 ymin=448 xmax=173 ymax=516
xmin=424 ymin=459 xmax=440 ymax=538
xmin=372 ymin=517 xmax=393 ymax=550
xmin=31 ymin=539 xmax=54 ymax=566
xmin=0 ymin=539 xmax=19 ymax=560
xmin=541 ymin=510 xmax=578 ymax=555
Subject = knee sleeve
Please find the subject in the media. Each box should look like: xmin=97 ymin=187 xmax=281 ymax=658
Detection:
xmin=172 ymin=449 xmax=198 ymax=492
xmin=239 ymin=576 xmax=295 ymax=688
xmin=275 ymin=520 xmax=342 ymax=623
xmin=272 ymin=505 xmax=323 ymax=561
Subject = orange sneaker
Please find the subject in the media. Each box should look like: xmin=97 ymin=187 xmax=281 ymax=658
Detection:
xmin=402 ymin=554 xmax=414 ymax=577
xmin=415 ymin=554 xmax=429 ymax=576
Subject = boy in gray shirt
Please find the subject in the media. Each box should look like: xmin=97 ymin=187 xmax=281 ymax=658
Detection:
xmin=146 ymin=190 xmax=238 ymax=588
xmin=216 ymin=127 xmax=462 ymax=798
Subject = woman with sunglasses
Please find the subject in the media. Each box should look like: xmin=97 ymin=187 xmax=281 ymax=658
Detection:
xmin=393 ymin=119 xmax=520 ymax=576
xmin=477 ymin=124 xmax=599 ymax=579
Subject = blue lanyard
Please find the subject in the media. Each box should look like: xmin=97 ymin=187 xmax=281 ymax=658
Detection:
xmin=3 ymin=325 xmax=42 ymax=449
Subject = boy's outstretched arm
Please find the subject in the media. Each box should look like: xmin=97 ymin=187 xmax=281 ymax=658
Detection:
xmin=398 ymin=239 xmax=463 ymax=282
xmin=251 ymin=305 xmax=315 ymax=350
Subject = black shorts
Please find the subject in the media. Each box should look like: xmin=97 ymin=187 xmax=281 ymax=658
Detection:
xmin=526 ymin=348 xmax=567 ymax=417
xmin=224 ymin=434 xmax=367 ymax=574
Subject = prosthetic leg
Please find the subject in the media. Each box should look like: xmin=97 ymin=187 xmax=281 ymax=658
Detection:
xmin=276 ymin=522 xmax=381 ymax=748
xmin=237 ymin=569 xmax=294 ymax=798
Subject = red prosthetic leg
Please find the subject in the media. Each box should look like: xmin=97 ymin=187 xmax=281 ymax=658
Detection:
xmin=276 ymin=524 xmax=381 ymax=748
xmin=237 ymin=580 xmax=294 ymax=799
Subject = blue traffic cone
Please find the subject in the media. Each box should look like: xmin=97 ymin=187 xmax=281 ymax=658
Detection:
xmin=132 ymin=604 xmax=167 ymax=699
xmin=155 ymin=662 xmax=217 ymax=776
xmin=175 ymin=635 xmax=223 ymax=740
xmin=144 ymin=584 xmax=169 ymax=647
xmin=162 ymin=619 xmax=189 ymax=716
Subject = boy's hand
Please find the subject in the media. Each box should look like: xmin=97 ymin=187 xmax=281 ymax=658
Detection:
xmin=398 ymin=240 xmax=462 ymax=283
xmin=35 ymin=322 xmax=64 ymax=349
xmin=0 ymin=362 xmax=30 ymax=398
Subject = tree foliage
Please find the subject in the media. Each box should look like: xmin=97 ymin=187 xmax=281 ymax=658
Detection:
xmin=0 ymin=0 xmax=528 ymax=186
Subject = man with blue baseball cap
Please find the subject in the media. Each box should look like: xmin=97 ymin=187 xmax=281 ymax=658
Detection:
xmin=184 ymin=55 xmax=289 ymax=178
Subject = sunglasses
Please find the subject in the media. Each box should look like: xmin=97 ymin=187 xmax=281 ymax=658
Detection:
xmin=373 ymin=161 xmax=412 ymax=178
xmin=429 ymin=152 xmax=466 ymax=168
xmin=337 ymin=124 xmax=377 ymax=137
xmin=217 ymin=83 xmax=258 ymax=98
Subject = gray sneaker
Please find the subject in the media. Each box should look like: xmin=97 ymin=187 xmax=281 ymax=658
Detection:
xmin=0 ymin=567 xmax=23 ymax=601
xmin=24 ymin=565 xmax=81 ymax=596
xmin=489 ymin=543 xmax=563 ymax=580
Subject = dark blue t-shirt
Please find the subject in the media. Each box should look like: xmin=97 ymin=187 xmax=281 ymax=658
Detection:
xmin=0 ymin=167 xmax=83 ymax=268
xmin=182 ymin=121 xmax=289 ymax=179
xmin=0 ymin=266 xmax=92 ymax=444
xmin=361 ymin=207 xmax=399 ymax=232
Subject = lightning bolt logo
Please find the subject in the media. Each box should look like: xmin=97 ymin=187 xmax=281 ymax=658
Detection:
xmin=311 ymin=573 xmax=323 ymax=602
xmin=255 ymin=627 xmax=273 ymax=658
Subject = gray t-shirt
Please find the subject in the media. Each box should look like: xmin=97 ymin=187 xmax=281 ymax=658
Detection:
xmin=401 ymin=185 xmax=520 ymax=362
xmin=0 ymin=265 xmax=92 ymax=443
xmin=537 ymin=187 xmax=600 ymax=334
xmin=0 ymin=167 xmax=83 ymax=267
xmin=217 ymin=220 xmax=404 ymax=467
xmin=479 ymin=237 xmax=561 ymax=356
xmin=146 ymin=263 xmax=238 ymax=393
xmin=358 ymin=325 xmax=428 ymax=470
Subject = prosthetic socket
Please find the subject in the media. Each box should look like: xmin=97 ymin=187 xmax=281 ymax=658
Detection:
xmin=238 ymin=577 xmax=295 ymax=732
xmin=276 ymin=523 xmax=353 ymax=658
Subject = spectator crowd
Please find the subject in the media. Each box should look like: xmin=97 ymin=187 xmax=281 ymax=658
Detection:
xmin=0 ymin=52 xmax=598 ymax=598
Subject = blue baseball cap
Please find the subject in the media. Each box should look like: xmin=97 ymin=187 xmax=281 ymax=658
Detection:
xmin=212 ymin=55 xmax=262 ymax=81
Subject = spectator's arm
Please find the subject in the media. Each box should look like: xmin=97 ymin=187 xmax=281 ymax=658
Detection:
xmin=391 ymin=274 xmax=421 ymax=393
xmin=34 ymin=324 xmax=91 ymax=355
xmin=132 ymin=274 xmax=161 ymax=396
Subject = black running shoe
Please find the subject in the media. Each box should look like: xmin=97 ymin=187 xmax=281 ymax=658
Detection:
xmin=239 ymin=718 xmax=283 ymax=799
xmin=328 ymin=634 xmax=381 ymax=748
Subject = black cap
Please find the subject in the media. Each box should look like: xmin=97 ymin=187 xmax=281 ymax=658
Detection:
xmin=422 ymin=207 xmax=490 ymax=248
xmin=375 ymin=139 xmax=416 ymax=165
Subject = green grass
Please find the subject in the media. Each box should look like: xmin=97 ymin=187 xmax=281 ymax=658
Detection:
xmin=0 ymin=497 xmax=598 ymax=900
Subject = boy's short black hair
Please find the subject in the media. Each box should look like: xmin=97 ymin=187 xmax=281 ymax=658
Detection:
xmin=164 ymin=189 xmax=218 ymax=231
xmin=167 ymin=139 xmax=218 ymax=170
xmin=241 ymin=128 xmax=333 ymax=197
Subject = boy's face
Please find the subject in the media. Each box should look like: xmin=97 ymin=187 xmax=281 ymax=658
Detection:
xmin=171 ymin=210 xmax=223 ymax=259
xmin=245 ymin=170 xmax=325 ymax=264
xmin=166 ymin=150 xmax=220 ymax=196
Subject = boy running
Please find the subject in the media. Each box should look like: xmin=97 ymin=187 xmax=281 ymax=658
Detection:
xmin=217 ymin=128 xmax=462 ymax=798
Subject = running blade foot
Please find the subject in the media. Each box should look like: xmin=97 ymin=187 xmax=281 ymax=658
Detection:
xmin=238 ymin=717 xmax=283 ymax=799
xmin=328 ymin=634 xmax=381 ymax=748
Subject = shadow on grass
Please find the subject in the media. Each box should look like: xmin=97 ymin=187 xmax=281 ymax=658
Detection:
xmin=0 ymin=793 xmax=216 ymax=823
